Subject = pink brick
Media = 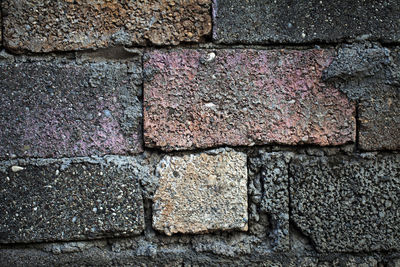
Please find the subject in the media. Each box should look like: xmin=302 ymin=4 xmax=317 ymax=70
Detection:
xmin=144 ymin=49 xmax=355 ymax=151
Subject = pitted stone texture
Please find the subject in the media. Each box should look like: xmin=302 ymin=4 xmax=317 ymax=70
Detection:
xmin=0 ymin=156 xmax=145 ymax=243
xmin=213 ymin=0 xmax=400 ymax=44
xmin=153 ymin=149 xmax=248 ymax=235
xmin=323 ymin=44 xmax=400 ymax=150
xmin=248 ymin=152 xmax=291 ymax=251
xmin=290 ymin=154 xmax=400 ymax=252
xmin=144 ymin=49 xmax=355 ymax=151
xmin=0 ymin=59 xmax=142 ymax=158
xmin=359 ymin=91 xmax=400 ymax=151
xmin=2 ymin=0 xmax=211 ymax=53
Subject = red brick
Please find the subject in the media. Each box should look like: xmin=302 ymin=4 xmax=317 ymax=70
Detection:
xmin=144 ymin=49 xmax=356 ymax=151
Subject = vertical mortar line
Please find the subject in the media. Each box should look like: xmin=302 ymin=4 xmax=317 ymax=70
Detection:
xmin=140 ymin=49 xmax=145 ymax=151
xmin=246 ymin=151 xmax=252 ymax=227
xmin=287 ymin=155 xmax=293 ymax=251
xmin=1 ymin=0 xmax=4 ymax=48
xmin=355 ymin=101 xmax=360 ymax=152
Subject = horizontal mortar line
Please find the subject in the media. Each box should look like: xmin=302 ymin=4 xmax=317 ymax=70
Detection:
xmin=2 ymin=39 xmax=399 ymax=57
xmin=3 ymin=143 xmax=400 ymax=163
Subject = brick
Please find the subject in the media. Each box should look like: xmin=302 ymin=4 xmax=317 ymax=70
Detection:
xmin=0 ymin=59 xmax=142 ymax=158
xmin=213 ymin=0 xmax=400 ymax=44
xmin=152 ymin=149 xmax=248 ymax=235
xmin=290 ymin=154 xmax=400 ymax=252
xmin=0 ymin=156 xmax=145 ymax=243
xmin=2 ymin=0 xmax=211 ymax=53
xmin=144 ymin=49 xmax=355 ymax=151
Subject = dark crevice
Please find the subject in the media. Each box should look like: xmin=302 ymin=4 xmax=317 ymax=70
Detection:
xmin=355 ymin=102 xmax=361 ymax=152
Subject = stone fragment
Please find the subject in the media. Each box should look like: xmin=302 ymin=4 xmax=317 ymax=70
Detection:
xmin=323 ymin=44 xmax=400 ymax=150
xmin=0 ymin=59 xmax=142 ymax=158
xmin=2 ymin=0 xmax=211 ymax=52
xmin=0 ymin=156 xmax=145 ymax=243
xmin=290 ymin=154 xmax=400 ymax=252
xmin=152 ymin=149 xmax=248 ymax=235
xmin=248 ymin=151 xmax=291 ymax=251
xmin=213 ymin=0 xmax=400 ymax=44
xmin=144 ymin=49 xmax=355 ymax=151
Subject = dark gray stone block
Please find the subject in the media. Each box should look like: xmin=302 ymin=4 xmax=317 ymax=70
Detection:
xmin=0 ymin=156 xmax=145 ymax=243
xmin=290 ymin=153 xmax=400 ymax=252
xmin=0 ymin=57 xmax=143 ymax=158
xmin=213 ymin=0 xmax=400 ymax=44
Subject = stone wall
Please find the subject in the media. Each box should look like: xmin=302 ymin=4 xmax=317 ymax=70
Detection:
xmin=0 ymin=1 xmax=399 ymax=266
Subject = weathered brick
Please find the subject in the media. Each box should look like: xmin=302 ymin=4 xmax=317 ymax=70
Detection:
xmin=152 ymin=149 xmax=248 ymax=235
xmin=144 ymin=49 xmax=355 ymax=151
xmin=213 ymin=0 xmax=400 ymax=44
xmin=2 ymin=0 xmax=211 ymax=53
xmin=0 ymin=58 xmax=142 ymax=158
xmin=0 ymin=156 xmax=145 ymax=243
xmin=290 ymin=154 xmax=400 ymax=252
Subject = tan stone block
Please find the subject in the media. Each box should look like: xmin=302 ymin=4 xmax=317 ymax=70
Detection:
xmin=153 ymin=149 xmax=248 ymax=235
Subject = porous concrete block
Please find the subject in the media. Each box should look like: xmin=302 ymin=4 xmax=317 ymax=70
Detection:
xmin=2 ymin=0 xmax=211 ymax=52
xmin=0 ymin=58 xmax=142 ymax=158
xmin=290 ymin=154 xmax=400 ymax=252
xmin=144 ymin=49 xmax=355 ymax=151
xmin=152 ymin=149 xmax=248 ymax=235
xmin=213 ymin=0 xmax=400 ymax=44
xmin=0 ymin=156 xmax=145 ymax=243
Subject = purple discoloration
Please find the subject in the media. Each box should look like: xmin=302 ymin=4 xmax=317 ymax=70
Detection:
xmin=144 ymin=49 xmax=356 ymax=151
xmin=0 ymin=61 xmax=143 ymax=158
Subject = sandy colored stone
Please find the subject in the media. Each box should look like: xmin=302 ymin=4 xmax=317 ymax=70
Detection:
xmin=144 ymin=49 xmax=355 ymax=151
xmin=2 ymin=0 xmax=211 ymax=52
xmin=152 ymin=149 xmax=248 ymax=235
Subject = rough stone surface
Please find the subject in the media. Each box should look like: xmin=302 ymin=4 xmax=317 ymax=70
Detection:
xmin=0 ymin=156 xmax=145 ymax=244
xmin=359 ymin=90 xmax=400 ymax=151
xmin=323 ymin=43 xmax=400 ymax=150
xmin=290 ymin=153 xmax=400 ymax=252
xmin=144 ymin=49 xmax=355 ymax=151
xmin=152 ymin=149 xmax=248 ymax=235
xmin=2 ymin=0 xmax=211 ymax=52
xmin=0 ymin=57 xmax=142 ymax=158
xmin=248 ymin=151 xmax=292 ymax=251
xmin=213 ymin=0 xmax=400 ymax=44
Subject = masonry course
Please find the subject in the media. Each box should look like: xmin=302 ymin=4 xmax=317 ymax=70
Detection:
xmin=0 ymin=156 xmax=145 ymax=244
xmin=213 ymin=0 xmax=400 ymax=44
xmin=0 ymin=57 xmax=143 ymax=158
xmin=144 ymin=48 xmax=355 ymax=151
xmin=2 ymin=0 xmax=212 ymax=53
